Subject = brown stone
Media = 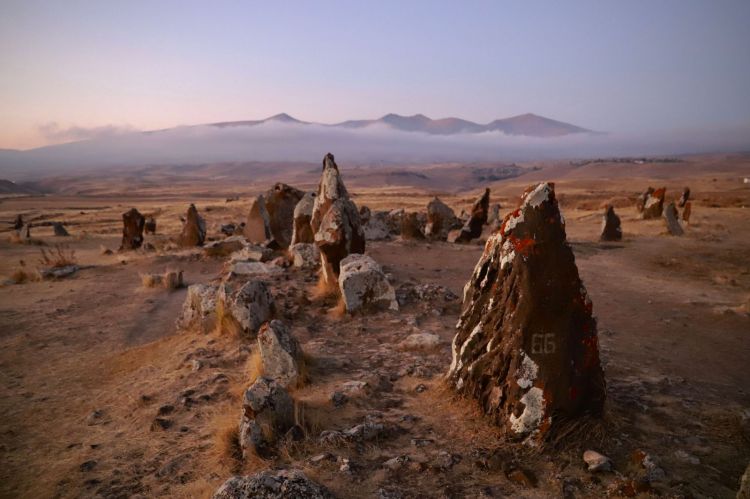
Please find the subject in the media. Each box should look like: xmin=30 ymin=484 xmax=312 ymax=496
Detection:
xmin=451 ymin=188 xmax=490 ymax=243
xmin=446 ymin=182 xmax=605 ymax=443
xmin=663 ymin=202 xmax=684 ymax=236
xmin=291 ymin=192 xmax=316 ymax=245
xmin=120 ymin=208 xmax=145 ymax=250
xmin=635 ymin=187 xmax=654 ymax=213
xmin=144 ymin=216 xmax=157 ymax=235
xmin=400 ymin=212 xmax=425 ymax=240
xmin=641 ymin=187 xmax=665 ymax=219
xmin=178 ymin=204 xmax=206 ymax=247
xmin=13 ymin=214 xmax=24 ymax=232
xmin=678 ymin=187 xmax=690 ymax=208
xmin=682 ymin=201 xmax=692 ymax=223
xmin=52 ymin=222 xmax=69 ymax=237
xmin=243 ymin=195 xmax=272 ymax=244
xmin=310 ymin=153 xmax=365 ymax=288
xmin=600 ymin=205 xmax=622 ymax=241
xmin=424 ymin=197 xmax=459 ymax=240
xmin=265 ymin=183 xmax=304 ymax=249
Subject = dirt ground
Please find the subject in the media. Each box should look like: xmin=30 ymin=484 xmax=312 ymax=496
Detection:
xmin=0 ymin=155 xmax=749 ymax=498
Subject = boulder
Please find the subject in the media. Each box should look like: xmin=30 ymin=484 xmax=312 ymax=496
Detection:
xmin=204 ymin=236 xmax=247 ymax=257
xmin=226 ymin=261 xmax=282 ymax=278
xmin=310 ymin=153 xmax=366 ymax=287
xmin=230 ymin=245 xmax=274 ymax=263
xmin=446 ymin=182 xmax=605 ymax=443
xmin=363 ymin=211 xmax=392 ymax=241
xmin=682 ymin=201 xmax=692 ymax=223
xmin=243 ymin=195 xmax=272 ymax=244
xmin=678 ymin=187 xmax=690 ymax=208
xmin=52 ymin=222 xmax=69 ymax=237
xmin=38 ymin=265 xmax=78 ymax=279
xmin=144 ymin=216 xmax=157 ymax=235
xmin=289 ymin=243 xmax=320 ymax=269
xmin=258 ymin=320 xmax=304 ymax=388
xmin=400 ymin=212 xmax=425 ymax=240
xmin=635 ymin=187 xmax=654 ymax=213
xmin=141 ymin=270 xmax=183 ymax=289
xmin=450 ymin=188 xmax=490 ymax=243
xmin=424 ymin=197 xmax=459 ymax=240
xmin=291 ymin=192 xmax=316 ymax=245
xmin=600 ymin=205 xmax=622 ymax=241
xmin=177 ymin=284 xmax=218 ymax=333
xmin=399 ymin=332 xmax=442 ymax=351
xmin=120 ymin=208 xmax=145 ymax=250
xmin=359 ymin=205 xmax=371 ymax=224
xmin=238 ymin=377 xmax=295 ymax=458
xmin=663 ymin=202 xmax=684 ymax=236
xmin=218 ymin=280 xmax=274 ymax=339
xmin=178 ymin=204 xmax=206 ymax=247
xmin=338 ymin=254 xmax=398 ymax=313
xmin=641 ymin=187 xmax=665 ymax=219
xmin=265 ymin=183 xmax=305 ymax=249
xmin=213 ymin=470 xmax=333 ymax=499
xmin=13 ymin=214 xmax=24 ymax=232
xmin=386 ymin=209 xmax=405 ymax=234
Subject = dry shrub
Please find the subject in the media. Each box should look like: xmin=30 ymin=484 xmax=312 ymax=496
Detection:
xmin=211 ymin=411 xmax=244 ymax=473
xmin=245 ymin=349 xmax=264 ymax=386
xmin=309 ymin=271 xmax=340 ymax=302
xmin=38 ymin=244 xmax=77 ymax=268
xmin=140 ymin=270 xmax=183 ymax=290
xmin=215 ymin=298 xmax=242 ymax=338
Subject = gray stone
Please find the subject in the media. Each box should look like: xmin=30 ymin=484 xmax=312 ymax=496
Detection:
xmin=219 ymin=280 xmax=274 ymax=339
xmin=238 ymin=377 xmax=295 ymax=458
xmin=338 ymin=254 xmax=398 ymax=313
xmin=257 ymin=320 xmax=303 ymax=388
xmin=212 ymin=469 xmax=333 ymax=499
xmin=177 ymin=284 xmax=218 ymax=333
xmin=289 ymin=243 xmax=320 ymax=269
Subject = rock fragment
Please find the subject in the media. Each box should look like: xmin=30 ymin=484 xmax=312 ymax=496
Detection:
xmin=338 ymin=254 xmax=398 ymax=313
xmin=265 ymin=183 xmax=304 ymax=248
xmin=120 ymin=208 xmax=145 ymax=250
xmin=52 ymin=222 xmax=69 ymax=237
xmin=446 ymin=182 xmax=605 ymax=443
xmin=178 ymin=204 xmax=206 ymax=247
xmin=424 ymin=197 xmax=459 ymax=240
xmin=238 ymin=377 xmax=295 ymax=458
xmin=176 ymin=284 xmax=218 ymax=333
xmin=449 ymin=188 xmax=490 ymax=243
xmin=213 ymin=470 xmax=333 ymax=499
xmin=243 ymin=195 xmax=272 ymax=244
xmin=257 ymin=320 xmax=304 ymax=388
xmin=583 ymin=450 xmax=612 ymax=472
xmin=288 ymin=243 xmax=320 ymax=269
xmin=400 ymin=212 xmax=425 ymax=240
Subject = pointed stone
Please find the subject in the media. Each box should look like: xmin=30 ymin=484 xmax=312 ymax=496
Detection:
xmin=663 ymin=202 xmax=684 ymax=236
xmin=425 ymin=197 xmax=459 ymax=240
xmin=265 ymin=183 xmax=304 ymax=249
xmin=243 ymin=195 xmax=272 ymax=244
xmin=446 ymin=182 xmax=605 ymax=443
xmin=641 ymin=187 xmax=665 ymax=219
xmin=178 ymin=204 xmax=206 ymax=247
xmin=257 ymin=320 xmax=304 ymax=388
xmin=681 ymin=201 xmax=692 ymax=224
xmin=291 ymin=192 xmax=316 ymax=245
xmin=52 ymin=222 xmax=69 ymax=237
xmin=400 ymin=212 xmax=425 ymax=240
xmin=451 ymin=188 xmax=490 ymax=243
xmin=635 ymin=187 xmax=654 ymax=213
xmin=310 ymin=153 xmax=365 ymax=288
xmin=600 ymin=205 xmax=622 ymax=241
xmin=120 ymin=208 xmax=145 ymax=250
xmin=678 ymin=187 xmax=690 ymax=208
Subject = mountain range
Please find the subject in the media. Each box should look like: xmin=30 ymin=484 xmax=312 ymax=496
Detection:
xmin=209 ymin=112 xmax=592 ymax=137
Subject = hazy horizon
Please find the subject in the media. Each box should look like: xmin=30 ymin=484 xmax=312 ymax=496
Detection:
xmin=1 ymin=0 xmax=749 ymax=150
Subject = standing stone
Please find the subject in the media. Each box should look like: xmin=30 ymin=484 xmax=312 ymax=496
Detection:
xmin=13 ymin=214 xmax=24 ymax=232
xmin=52 ymin=222 xmax=69 ymax=237
xmin=243 ymin=195 xmax=272 ymax=244
xmin=239 ymin=377 xmax=295 ymax=458
xmin=218 ymin=280 xmax=274 ymax=339
xmin=635 ymin=187 xmax=654 ymax=213
xmin=310 ymin=153 xmax=365 ymax=288
xmin=289 ymin=243 xmax=320 ymax=269
xmin=678 ymin=187 xmax=690 ymax=208
xmin=362 ymin=211 xmax=392 ymax=241
xmin=176 ymin=284 xmax=218 ymax=333
xmin=291 ymin=192 xmax=316 ymax=245
xmin=600 ymin=205 xmax=622 ymax=241
xmin=120 ymin=208 xmax=145 ymax=250
xmin=359 ymin=205 xmax=371 ymax=224
xmin=641 ymin=187 xmax=666 ymax=219
xmin=338 ymin=254 xmax=398 ymax=313
xmin=682 ymin=202 xmax=692 ymax=224
xmin=265 ymin=183 xmax=304 ymax=249
xmin=400 ymin=212 xmax=425 ymax=240
xmin=663 ymin=202 xmax=684 ymax=236
xmin=144 ymin=216 xmax=157 ymax=235
xmin=449 ymin=188 xmax=490 ymax=243
xmin=258 ymin=320 xmax=304 ymax=388
xmin=425 ymin=197 xmax=459 ymax=240
xmin=178 ymin=204 xmax=206 ymax=247
xmin=446 ymin=182 xmax=606 ymax=444
xmin=488 ymin=203 xmax=501 ymax=225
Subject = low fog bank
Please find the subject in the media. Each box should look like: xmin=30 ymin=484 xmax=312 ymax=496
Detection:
xmin=2 ymin=121 xmax=749 ymax=180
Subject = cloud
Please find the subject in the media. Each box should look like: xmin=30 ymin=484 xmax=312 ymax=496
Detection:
xmin=36 ymin=122 xmax=138 ymax=142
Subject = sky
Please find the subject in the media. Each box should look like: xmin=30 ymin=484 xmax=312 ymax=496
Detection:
xmin=1 ymin=0 xmax=749 ymax=150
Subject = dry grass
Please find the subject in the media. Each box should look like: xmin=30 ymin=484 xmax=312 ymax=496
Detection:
xmin=245 ymin=349 xmax=264 ymax=386
xmin=38 ymin=244 xmax=77 ymax=268
xmin=140 ymin=270 xmax=183 ymax=290
xmin=215 ymin=299 xmax=243 ymax=338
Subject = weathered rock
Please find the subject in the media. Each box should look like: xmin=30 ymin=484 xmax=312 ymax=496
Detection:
xmin=291 ymin=192 xmax=316 ymax=245
xmin=220 ymin=223 xmax=241 ymax=236
xmin=258 ymin=320 xmax=304 ymax=388
xmin=266 ymin=183 xmax=305 ymax=249
xmin=641 ymin=187 xmax=665 ymax=219
xmin=446 ymin=182 xmax=605 ymax=443
xmin=38 ymin=265 xmax=79 ymax=279
xmin=238 ymin=377 xmax=295 ymax=458
xmin=229 ymin=245 xmax=274 ymax=263
xmin=120 ymin=208 xmax=145 ymax=250
xmin=13 ymin=214 xmax=24 ymax=232
xmin=289 ymin=243 xmax=320 ymax=269
xmin=310 ymin=153 xmax=366 ymax=287
xmin=213 ymin=469 xmax=333 ymax=499
xmin=52 ymin=222 xmax=69 ymax=237
xmin=243 ymin=195 xmax=272 ymax=244
xmin=144 ymin=216 xmax=157 ymax=235
xmin=678 ymin=187 xmax=690 ymax=208
xmin=178 ymin=204 xmax=206 ymax=247
xmin=682 ymin=201 xmax=692 ymax=223
xmin=583 ymin=450 xmax=612 ymax=472
xmin=141 ymin=270 xmax=184 ymax=289
xmin=635 ymin=187 xmax=654 ymax=213
xmin=450 ymin=188 xmax=490 ymax=243
xmin=488 ymin=203 xmax=501 ymax=224
xmin=204 ymin=236 xmax=247 ymax=257
xmin=363 ymin=211 xmax=392 ymax=241
xmin=226 ymin=261 xmax=282 ymax=278
xmin=338 ymin=254 xmax=398 ymax=313
xmin=663 ymin=202 xmax=684 ymax=236
xmin=359 ymin=205 xmax=371 ymax=224
xmin=218 ymin=280 xmax=274 ymax=339
xmin=399 ymin=332 xmax=442 ymax=351
xmin=400 ymin=212 xmax=425 ymax=240
xmin=600 ymin=205 xmax=622 ymax=241
xmin=177 ymin=284 xmax=218 ymax=333
xmin=424 ymin=197 xmax=459 ymax=240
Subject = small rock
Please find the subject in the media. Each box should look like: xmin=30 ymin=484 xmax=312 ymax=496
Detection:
xmin=79 ymin=460 xmax=97 ymax=472
xmin=157 ymin=404 xmax=175 ymax=416
xmin=383 ymin=455 xmax=409 ymax=471
xmin=151 ymin=418 xmax=172 ymax=431
xmin=330 ymin=391 xmax=348 ymax=407
xmin=583 ymin=449 xmax=612 ymax=472
xmin=506 ymin=468 xmax=536 ymax=488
